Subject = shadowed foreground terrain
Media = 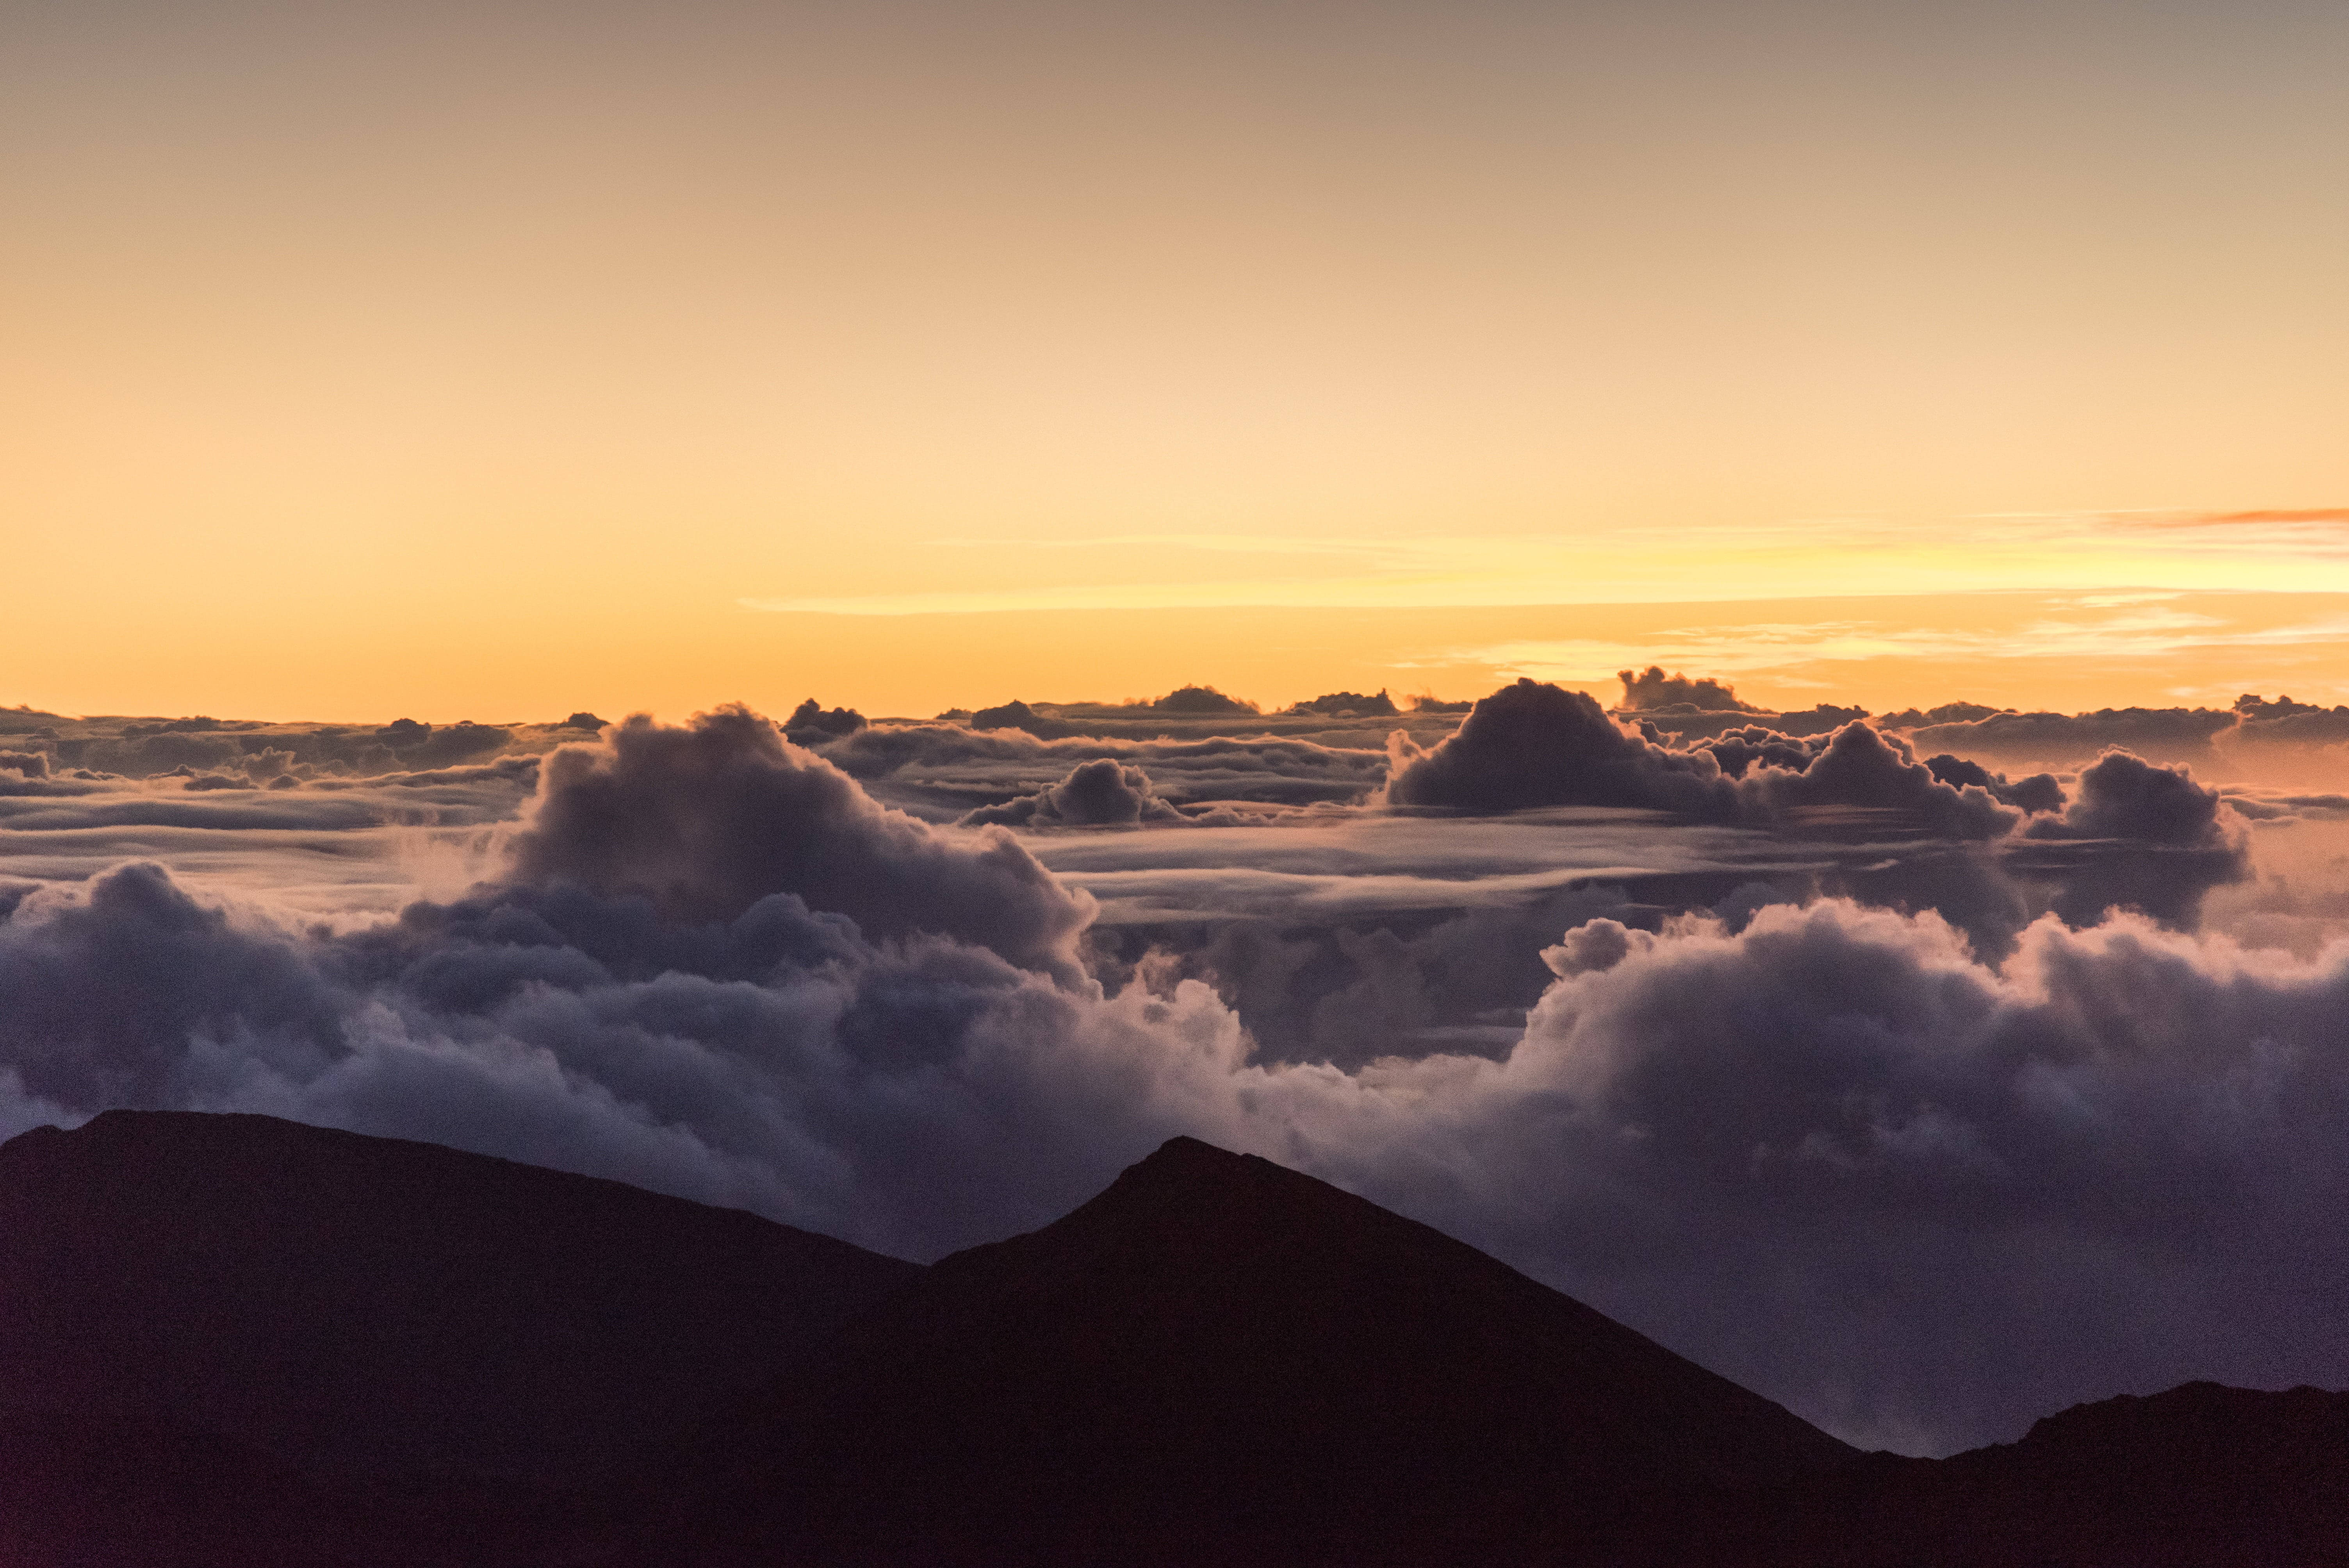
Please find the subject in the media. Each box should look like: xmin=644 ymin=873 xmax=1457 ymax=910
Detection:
xmin=0 ymin=1113 xmax=2340 ymax=1566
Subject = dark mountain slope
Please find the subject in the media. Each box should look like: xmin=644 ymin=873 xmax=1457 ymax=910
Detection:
xmin=2 ymin=1117 xmax=2337 ymax=1568
xmin=688 ymin=1135 xmax=1855 ymax=1567
xmin=1750 ymin=1380 xmax=2349 ymax=1568
xmin=0 ymin=1110 xmax=918 ymax=1482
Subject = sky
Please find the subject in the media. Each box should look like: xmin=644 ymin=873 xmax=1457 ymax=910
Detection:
xmin=8 ymin=0 xmax=2349 ymax=720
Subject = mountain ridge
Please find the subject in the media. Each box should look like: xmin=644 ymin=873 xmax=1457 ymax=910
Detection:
xmin=0 ymin=1112 xmax=2340 ymax=1566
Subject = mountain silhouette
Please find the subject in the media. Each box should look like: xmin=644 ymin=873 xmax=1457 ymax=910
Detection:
xmin=0 ymin=1110 xmax=915 ymax=1482
xmin=1745 ymin=1380 xmax=2349 ymax=1567
xmin=684 ymin=1134 xmax=1854 ymax=1566
xmin=1 ymin=1114 xmax=2340 ymax=1567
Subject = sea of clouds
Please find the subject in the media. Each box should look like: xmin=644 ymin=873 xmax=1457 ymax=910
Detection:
xmin=4 ymin=677 xmax=2347 ymax=1455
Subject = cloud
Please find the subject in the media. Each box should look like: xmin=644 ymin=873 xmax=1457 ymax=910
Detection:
xmin=1738 ymin=723 xmax=2021 ymax=841
xmin=1909 ymin=708 xmax=2239 ymax=764
xmin=1416 ymin=900 xmax=2349 ymax=1453
xmin=504 ymin=706 xmax=1093 ymax=982
xmin=1383 ymin=679 xmax=1739 ymax=818
xmin=2 ymin=693 xmax=2344 ymax=1462
xmin=1920 ymin=754 xmax=2065 ymax=816
xmin=0 ymin=863 xmax=348 ymax=1108
xmin=783 ymin=699 xmax=866 ymax=744
xmin=1383 ymin=680 xmax=2021 ymax=841
xmin=2 ymin=854 xmax=2345 ymax=1458
xmin=2226 ymin=694 xmax=2349 ymax=748
xmin=0 ymin=855 xmax=1216 ymax=1261
xmin=959 ymin=759 xmax=1187 ymax=829
xmin=2011 ymin=750 xmax=2250 ymax=929
xmin=2025 ymin=750 xmax=2239 ymax=848
xmin=1616 ymin=666 xmax=1761 ymax=713
xmin=820 ymin=722 xmax=1392 ymax=817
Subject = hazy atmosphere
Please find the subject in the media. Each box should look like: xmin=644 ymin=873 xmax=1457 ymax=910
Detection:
xmin=7 ymin=0 xmax=2348 ymax=1478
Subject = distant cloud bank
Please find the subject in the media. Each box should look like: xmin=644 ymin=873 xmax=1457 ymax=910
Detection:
xmin=5 ymin=680 xmax=2348 ymax=1455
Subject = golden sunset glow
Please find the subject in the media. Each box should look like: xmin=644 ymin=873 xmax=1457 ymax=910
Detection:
xmin=8 ymin=0 xmax=2348 ymax=720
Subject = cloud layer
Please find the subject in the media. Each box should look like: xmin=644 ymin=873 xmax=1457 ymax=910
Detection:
xmin=0 ymin=694 xmax=2338 ymax=1458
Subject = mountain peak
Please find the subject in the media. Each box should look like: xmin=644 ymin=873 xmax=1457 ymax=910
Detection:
xmin=715 ymin=1134 xmax=1854 ymax=1566
xmin=0 ymin=1109 xmax=917 ymax=1481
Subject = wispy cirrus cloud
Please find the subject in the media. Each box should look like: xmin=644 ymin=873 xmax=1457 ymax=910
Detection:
xmin=745 ymin=512 xmax=2349 ymax=617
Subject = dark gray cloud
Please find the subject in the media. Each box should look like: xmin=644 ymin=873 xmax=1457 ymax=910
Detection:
xmin=967 ymin=700 xmax=1066 ymax=738
xmin=1921 ymin=754 xmax=2066 ymax=816
xmin=1387 ymin=899 xmax=2349 ymax=1454
xmin=31 ymin=715 xmax=541 ymax=782
xmin=959 ymin=759 xmax=1187 ymax=829
xmin=0 ymin=863 xmax=348 ymax=1109
xmin=1 ymin=852 xmax=2344 ymax=1458
xmin=1628 ymin=703 xmax=1872 ymax=741
xmin=1908 ymin=707 xmax=2239 ymax=766
xmin=1284 ymin=690 xmax=1399 ymax=718
xmin=1687 ymin=725 xmax=1827 ymax=778
xmin=1615 ymin=665 xmax=1761 ymax=713
xmin=1147 ymin=684 xmax=1258 ymax=715
xmin=2024 ymin=749 xmax=2240 ymax=848
xmin=1385 ymin=681 xmax=2021 ymax=841
xmin=1876 ymin=701 xmax=2011 ymax=729
xmin=0 ymin=793 xmax=403 ymax=834
xmin=1740 ymin=722 xmax=2021 ymax=840
xmin=820 ymin=721 xmax=1393 ymax=818
xmin=1384 ymin=679 xmax=1740 ymax=817
xmin=505 ymin=706 xmax=1092 ymax=981
xmin=2010 ymin=750 xmax=2251 ymax=928
xmin=0 ymin=858 xmax=1193 ymax=1255
xmin=784 ymin=698 xmax=867 ymax=744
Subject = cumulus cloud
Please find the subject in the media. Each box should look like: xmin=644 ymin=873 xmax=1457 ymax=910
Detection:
xmin=959 ymin=759 xmax=1187 ymax=829
xmin=0 ymin=863 xmax=347 ymax=1108
xmin=1414 ymin=900 xmax=2349 ymax=1452
xmin=1384 ymin=681 xmax=2023 ymax=841
xmin=2011 ymin=750 xmax=2251 ymax=928
xmin=2025 ymin=749 xmax=2240 ymax=847
xmin=1615 ymin=665 xmax=1762 ymax=713
xmin=1 ymin=850 xmax=2344 ymax=1458
xmin=1921 ymin=754 xmax=2065 ymax=816
xmin=1285 ymin=690 xmax=1399 ymax=718
xmin=1384 ymin=679 xmax=1739 ymax=818
xmin=1740 ymin=722 xmax=2021 ymax=840
xmin=505 ymin=706 xmax=1092 ymax=980
xmin=783 ymin=699 xmax=866 ymax=744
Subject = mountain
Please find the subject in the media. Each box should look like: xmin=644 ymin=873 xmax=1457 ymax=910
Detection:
xmin=0 ymin=1110 xmax=917 ymax=1483
xmin=683 ymin=1135 xmax=1855 ymax=1566
xmin=1749 ymin=1381 xmax=2349 ymax=1568
xmin=2 ymin=1114 xmax=2339 ymax=1567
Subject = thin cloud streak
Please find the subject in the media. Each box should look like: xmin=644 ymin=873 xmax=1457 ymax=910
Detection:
xmin=746 ymin=515 xmax=2349 ymax=619
xmin=1465 ymin=605 xmax=2349 ymax=686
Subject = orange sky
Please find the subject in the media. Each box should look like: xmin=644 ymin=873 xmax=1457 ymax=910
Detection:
xmin=7 ymin=0 xmax=2347 ymax=722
